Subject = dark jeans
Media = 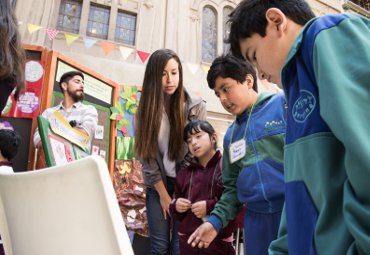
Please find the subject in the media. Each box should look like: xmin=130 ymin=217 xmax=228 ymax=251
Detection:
xmin=146 ymin=176 xmax=179 ymax=255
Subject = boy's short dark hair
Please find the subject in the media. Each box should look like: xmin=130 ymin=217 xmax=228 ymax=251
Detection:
xmin=207 ymin=54 xmax=258 ymax=92
xmin=184 ymin=120 xmax=217 ymax=150
xmin=0 ymin=129 xmax=21 ymax=161
xmin=227 ymin=0 xmax=315 ymax=58
xmin=59 ymin=71 xmax=84 ymax=90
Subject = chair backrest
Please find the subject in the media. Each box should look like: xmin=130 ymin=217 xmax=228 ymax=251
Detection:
xmin=0 ymin=155 xmax=134 ymax=255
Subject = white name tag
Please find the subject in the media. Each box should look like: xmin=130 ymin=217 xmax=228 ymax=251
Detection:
xmin=229 ymin=139 xmax=246 ymax=163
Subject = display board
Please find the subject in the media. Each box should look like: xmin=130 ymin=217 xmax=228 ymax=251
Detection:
xmin=37 ymin=116 xmax=89 ymax=166
xmin=0 ymin=44 xmax=48 ymax=172
xmin=35 ymin=51 xmax=118 ymax=175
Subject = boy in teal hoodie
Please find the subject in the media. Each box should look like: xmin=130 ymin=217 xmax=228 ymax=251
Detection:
xmin=224 ymin=0 xmax=370 ymax=254
xmin=189 ymin=55 xmax=286 ymax=255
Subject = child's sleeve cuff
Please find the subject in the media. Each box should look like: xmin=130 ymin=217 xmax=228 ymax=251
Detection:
xmin=208 ymin=215 xmax=222 ymax=233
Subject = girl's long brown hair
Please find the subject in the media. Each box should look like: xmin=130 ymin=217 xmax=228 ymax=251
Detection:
xmin=134 ymin=49 xmax=189 ymax=163
xmin=0 ymin=1 xmax=26 ymax=100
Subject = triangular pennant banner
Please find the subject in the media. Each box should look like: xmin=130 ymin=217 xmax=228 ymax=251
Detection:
xmin=119 ymin=46 xmax=134 ymax=60
xmin=84 ymin=37 xmax=97 ymax=48
xmin=201 ymin=64 xmax=210 ymax=74
xmin=64 ymin=33 xmax=79 ymax=46
xmin=136 ymin=50 xmax=150 ymax=63
xmin=27 ymin=23 xmax=42 ymax=35
xmin=100 ymin=41 xmax=115 ymax=55
xmin=187 ymin=63 xmax=200 ymax=74
xmin=46 ymin=28 xmax=59 ymax=40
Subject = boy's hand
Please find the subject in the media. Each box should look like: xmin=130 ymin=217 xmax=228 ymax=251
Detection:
xmin=175 ymin=198 xmax=192 ymax=213
xmin=191 ymin=200 xmax=207 ymax=218
xmin=187 ymin=222 xmax=217 ymax=248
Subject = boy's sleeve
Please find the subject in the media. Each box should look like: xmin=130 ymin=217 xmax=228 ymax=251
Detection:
xmin=268 ymin=204 xmax=288 ymax=254
xmin=313 ymin=15 xmax=370 ymax=254
xmin=210 ymin=144 xmax=242 ymax=228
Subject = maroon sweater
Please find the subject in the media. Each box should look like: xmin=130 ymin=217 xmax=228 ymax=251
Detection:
xmin=170 ymin=151 xmax=242 ymax=239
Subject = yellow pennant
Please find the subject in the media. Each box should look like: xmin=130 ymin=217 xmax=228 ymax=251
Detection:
xmin=27 ymin=23 xmax=42 ymax=35
xmin=64 ymin=33 xmax=79 ymax=46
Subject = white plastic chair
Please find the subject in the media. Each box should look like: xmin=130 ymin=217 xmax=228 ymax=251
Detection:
xmin=0 ymin=155 xmax=134 ymax=255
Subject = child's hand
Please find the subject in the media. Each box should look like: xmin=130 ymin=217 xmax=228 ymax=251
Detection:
xmin=191 ymin=200 xmax=207 ymax=218
xmin=176 ymin=198 xmax=192 ymax=213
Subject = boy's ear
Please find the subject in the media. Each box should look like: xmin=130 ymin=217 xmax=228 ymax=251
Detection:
xmin=266 ymin=8 xmax=287 ymax=35
xmin=245 ymin=74 xmax=254 ymax=89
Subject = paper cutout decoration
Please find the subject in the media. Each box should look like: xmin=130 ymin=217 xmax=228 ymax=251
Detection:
xmin=64 ymin=33 xmax=80 ymax=46
xmin=136 ymin=50 xmax=150 ymax=63
xmin=119 ymin=46 xmax=134 ymax=60
xmin=100 ymin=41 xmax=116 ymax=55
xmin=27 ymin=23 xmax=42 ymax=35
xmin=84 ymin=37 xmax=97 ymax=48
xmin=25 ymin=61 xmax=44 ymax=83
xmin=46 ymin=28 xmax=59 ymax=40
xmin=110 ymin=86 xmax=139 ymax=135
xmin=119 ymin=162 xmax=131 ymax=175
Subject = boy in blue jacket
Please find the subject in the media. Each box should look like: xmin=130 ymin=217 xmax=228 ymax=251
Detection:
xmin=189 ymin=55 xmax=286 ymax=255
xmin=224 ymin=0 xmax=370 ymax=254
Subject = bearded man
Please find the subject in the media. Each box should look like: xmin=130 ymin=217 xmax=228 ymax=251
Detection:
xmin=33 ymin=71 xmax=98 ymax=152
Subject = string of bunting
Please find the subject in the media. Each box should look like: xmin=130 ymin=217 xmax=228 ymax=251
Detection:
xmin=24 ymin=23 xmax=210 ymax=74
xmin=26 ymin=23 xmax=151 ymax=63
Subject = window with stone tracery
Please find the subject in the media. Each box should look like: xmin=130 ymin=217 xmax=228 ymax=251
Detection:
xmin=202 ymin=5 xmax=217 ymax=63
xmin=115 ymin=10 xmax=136 ymax=45
xmin=223 ymin=6 xmax=234 ymax=54
xmin=57 ymin=0 xmax=82 ymax=34
xmin=87 ymin=3 xmax=110 ymax=39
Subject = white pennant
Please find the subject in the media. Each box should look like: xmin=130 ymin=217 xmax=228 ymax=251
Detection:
xmin=119 ymin=46 xmax=134 ymax=60
xmin=186 ymin=63 xmax=200 ymax=74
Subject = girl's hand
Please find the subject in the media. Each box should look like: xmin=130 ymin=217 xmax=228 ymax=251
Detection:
xmin=191 ymin=200 xmax=207 ymax=218
xmin=159 ymin=192 xmax=172 ymax=220
xmin=175 ymin=198 xmax=192 ymax=213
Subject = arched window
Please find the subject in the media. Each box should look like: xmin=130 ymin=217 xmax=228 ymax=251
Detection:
xmin=223 ymin=6 xmax=233 ymax=53
xmin=202 ymin=5 xmax=217 ymax=63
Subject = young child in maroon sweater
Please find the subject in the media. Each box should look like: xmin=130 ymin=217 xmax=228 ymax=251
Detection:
xmin=170 ymin=120 xmax=242 ymax=255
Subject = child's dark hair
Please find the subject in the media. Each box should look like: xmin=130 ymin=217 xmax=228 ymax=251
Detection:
xmin=227 ymin=0 xmax=315 ymax=58
xmin=207 ymin=54 xmax=258 ymax=92
xmin=184 ymin=120 xmax=217 ymax=150
xmin=0 ymin=129 xmax=21 ymax=161
xmin=59 ymin=71 xmax=84 ymax=90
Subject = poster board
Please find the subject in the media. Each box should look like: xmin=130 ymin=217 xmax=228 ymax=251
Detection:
xmin=36 ymin=51 xmax=118 ymax=176
xmin=52 ymin=92 xmax=111 ymax=163
xmin=0 ymin=44 xmax=48 ymax=172
xmin=37 ymin=116 xmax=89 ymax=167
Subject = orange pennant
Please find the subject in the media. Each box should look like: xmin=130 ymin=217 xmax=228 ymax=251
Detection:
xmin=100 ymin=41 xmax=116 ymax=55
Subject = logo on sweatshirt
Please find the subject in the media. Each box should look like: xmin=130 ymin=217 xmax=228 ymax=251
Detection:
xmin=292 ymin=90 xmax=316 ymax=123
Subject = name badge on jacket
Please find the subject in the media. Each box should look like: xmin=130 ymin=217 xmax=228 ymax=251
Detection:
xmin=229 ymin=139 xmax=246 ymax=163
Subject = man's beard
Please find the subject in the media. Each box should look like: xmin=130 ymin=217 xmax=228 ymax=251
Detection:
xmin=68 ymin=90 xmax=84 ymax=102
